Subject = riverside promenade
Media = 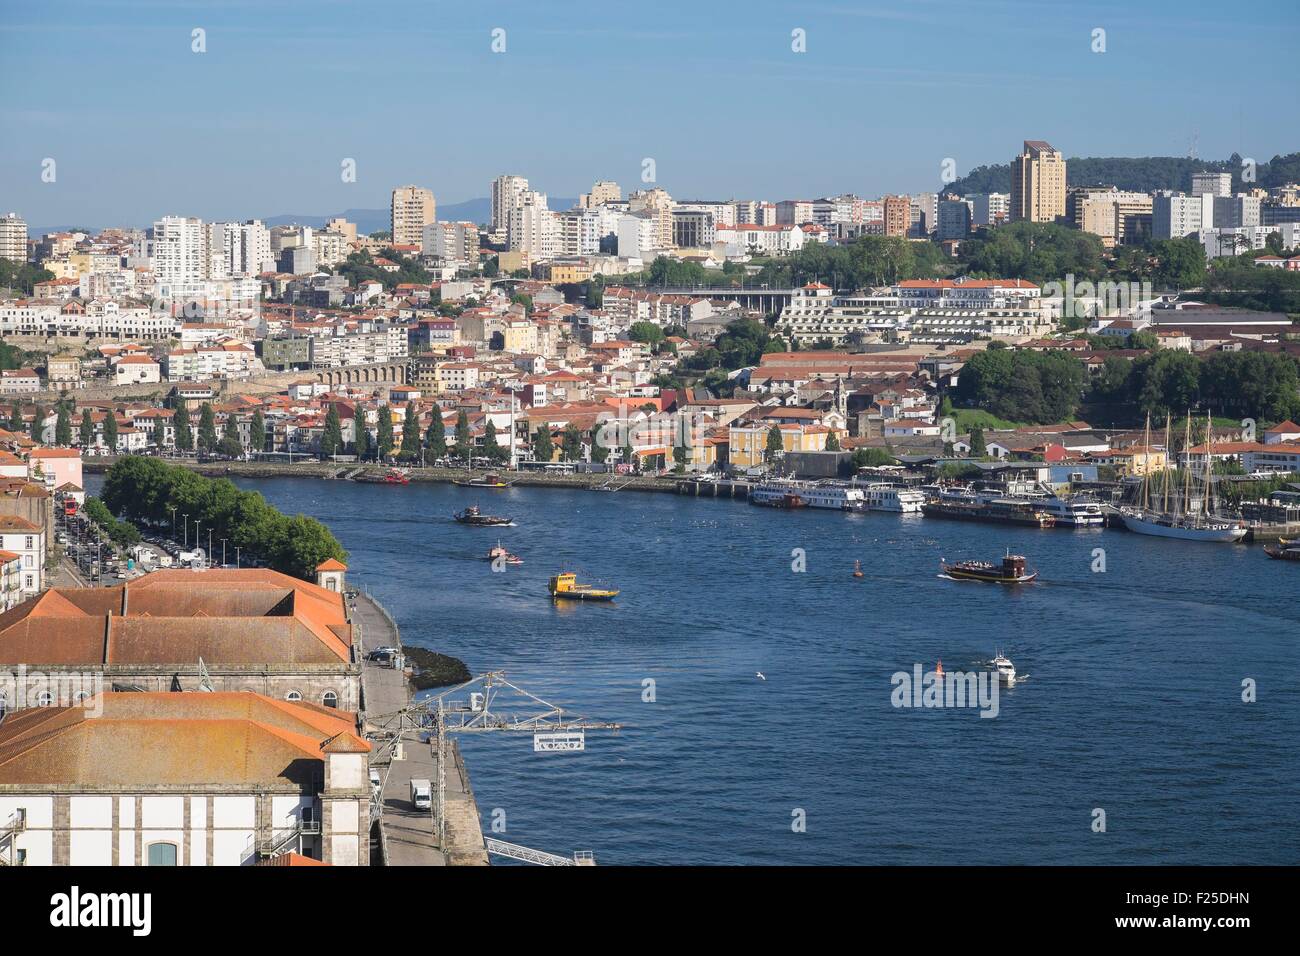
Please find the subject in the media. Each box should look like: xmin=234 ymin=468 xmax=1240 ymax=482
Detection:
xmin=354 ymin=590 xmax=488 ymax=867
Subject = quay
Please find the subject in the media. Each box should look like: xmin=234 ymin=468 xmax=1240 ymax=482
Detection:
xmin=352 ymin=590 xmax=488 ymax=866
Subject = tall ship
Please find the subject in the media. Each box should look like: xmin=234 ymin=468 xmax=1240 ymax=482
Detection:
xmin=1118 ymin=413 xmax=1246 ymax=543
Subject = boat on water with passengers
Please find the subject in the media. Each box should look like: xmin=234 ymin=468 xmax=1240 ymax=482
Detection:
xmin=453 ymin=505 xmax=513 ymax=526
xmin=548 ymin=572 xmax=619 ymax=601
xmin=1263 ymin=539 xmax=1300 ymax=561
xmin=486 ymin=541 xmax=523 ymax=564
xmin=1119 ymin=412 xmax=1247 ymax=543
xmin=941 ymin=552 xmax=1038 ymax=584
xmin=1041 ymin=495 xmax=1104 ymax=527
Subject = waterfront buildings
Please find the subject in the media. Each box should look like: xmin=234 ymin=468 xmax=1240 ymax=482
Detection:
xmin=0 ymin=691 xmax=371 ymax=865
xmin=1010 ymin=141 xmax=1067 ymax=223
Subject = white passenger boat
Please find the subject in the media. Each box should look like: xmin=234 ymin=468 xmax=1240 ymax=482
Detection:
xmin=1042 ymin=496 xmax=1104 ymax=527
xmin=857 ymin=482 xmax=925 ymax=513
xmin=799 ymin=484 xmax=866 ymax=511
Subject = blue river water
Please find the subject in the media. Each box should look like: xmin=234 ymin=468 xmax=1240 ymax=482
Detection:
xmin=98 ymin=475 xmax=1300 ymax=865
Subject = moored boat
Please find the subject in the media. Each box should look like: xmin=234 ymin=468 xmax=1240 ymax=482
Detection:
xmin=941 ymin=552 xmax=1038 ymax=584
xmin=453 ymin=472 xmax=513 ymax=488
xmin=548 ymin=572 xmax=618 ymax=601
xmin=354 ymin=468 xmax=410 ymax=485
xmin=453 ymin=505 xmax=513 ymax=526
xmin=749 ymin=481 xmax=807 ymax=509
xmin=922 ymin=498 xmax=1055 ymax=527
xmin=1263 ymin=541 xmax=1300 ymax=560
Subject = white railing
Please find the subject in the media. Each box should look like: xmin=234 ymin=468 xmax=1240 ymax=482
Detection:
xmin=483 ymin=838 xmax=581 ymax=867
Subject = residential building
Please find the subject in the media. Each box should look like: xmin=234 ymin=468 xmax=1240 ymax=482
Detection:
xmin=1191 ymin=171 xmax=1232 ymax=197
xmin=0 ymin=516 xmax=43 ymax=598
xmin=491 ymin=174 xmax=530 ymax=234
xmin=883 ymin=195 xmax=910 ymax=237
xmin=1153 ymin=192 xmax=1215 ymax=239
xmin=0 ymin=213 xmax=27 ymax=263
xmin=391 ymin=185 xmax=436 ymax=247
xmin=1010 ymin=140 xmax=1067 ymax=223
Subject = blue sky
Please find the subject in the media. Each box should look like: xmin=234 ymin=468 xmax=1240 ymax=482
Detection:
xmin=2 ymin=0 xmax=1296 ymax=228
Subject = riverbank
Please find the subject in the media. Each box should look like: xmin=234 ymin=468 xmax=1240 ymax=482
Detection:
xmin=83 ymin=456 xmax=681 ymax=494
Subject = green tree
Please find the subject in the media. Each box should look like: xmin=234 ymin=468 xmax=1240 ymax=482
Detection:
xmin=534 ymin=425 xmax=554 ymax=463
xmin=851 ymin=447 xmax=896 ymax=468
xmin=764 ymin=424 xmax=784 ymax=462
xmin=452 ymin=410 xmax=472 ymax=461
xmin=629 ymin=321 xmax=666 ymax=346
xmin=355 ymin=421 xmax=371 ymax=460
xmin=7 ymin=404 xmax=20 ymax=431
xmin=248 ymin=409 xmax=266 ymax=453
xmin=29 ymin=405 xmax=44 ymax=441
xmin=174 ymin=408 xmax=194 ymax=453
xmin=103 ymin=411 xmax=118 ymax=453
xmin=320 ymin=404 xmax=343 ymax=459
xmin=562 ymin=424 xmax=583 ymax=462
xmin=219 ymin=414 xmax=244 ymax=458
xmin=825 ymin=430 xmax=840 ymax=451
xmin=622 ymin=440 xmax=635 ymax=469
xmin=969 ymin=426 xmax=987 ymax=458
xmin=376 ymin=404 xmax=395 ymax=460
xmin=425 ymin=414 xmax=446 ymax=460
xmin=197 ymin=404 xmax=218 ymax=452
xmin=151 ymin=415 xmax=166 ymax=451
xmin=399 ymin=401 xmax=422 ymax=460
xmin=79 ymin=408 xmax=94 ymax=448
xmin=55 ymin=403 xmax=72 ymax=445
xmin=482 ymin=418 xmax=507 ymax=463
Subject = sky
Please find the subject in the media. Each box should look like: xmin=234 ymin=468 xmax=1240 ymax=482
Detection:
xmin=2 ymin=0 xmax=1297 ymax=229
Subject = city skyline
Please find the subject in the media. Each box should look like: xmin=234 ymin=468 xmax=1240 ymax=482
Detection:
xmin=3 ymin=0 xmax=1298 ymax=228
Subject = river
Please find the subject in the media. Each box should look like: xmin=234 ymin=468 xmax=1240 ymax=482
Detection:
xmin=90 ymin=474 xmax=1300 ymax=864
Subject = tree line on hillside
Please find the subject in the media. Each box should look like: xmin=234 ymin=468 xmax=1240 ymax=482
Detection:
xmin=946 ymin=153 xmax=1300 ymax=197
xmin=954 ymin=347 xmax=1300 ymax=425
xmin=100 ymin=457 xmax=347 ymax=579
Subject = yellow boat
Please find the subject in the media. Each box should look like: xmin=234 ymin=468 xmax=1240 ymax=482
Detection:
xmin=548 ymin=572 xmax=619 ymax=602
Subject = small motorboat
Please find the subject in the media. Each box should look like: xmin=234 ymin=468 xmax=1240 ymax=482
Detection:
xmin=941 ymin=550 xmax=1038 ymax=584
xmin=548 ymin=572 xmax=618 ymax=602
xmin=453 ymin=472 xmax=513 ymax=488
xmin=991 ymin=652 xmax=1017 ymax=684
xmin=453 ymin=505 xmax=513 ymax=526
xmin=486 ymin=541 xmax=523 ymax=565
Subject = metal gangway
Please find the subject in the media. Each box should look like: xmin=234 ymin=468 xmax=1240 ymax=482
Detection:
xmin=484 ymin=838 xmax=595 ymax=866
xmin=0 ymin=809 xmax=27 ymax=866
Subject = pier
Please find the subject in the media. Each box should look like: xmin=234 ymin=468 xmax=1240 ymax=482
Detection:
xmin=353 ymin=591 xmax=488 ymax=866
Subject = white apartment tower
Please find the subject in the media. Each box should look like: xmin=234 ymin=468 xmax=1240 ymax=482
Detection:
xmin=150 ymin=216 xmax=210 ymax=300
xmin=491 ymin=174 xmax=530 ymax=234
xmin=390 ymin=185 xmax=436 ymax=247
xmin=1191 ymin=171 xmax=1233 ymax=198
xmin=0 ymin=213 xmax=28 ymax=263
xmin=509 ymin=192 xmax=558 ymax=260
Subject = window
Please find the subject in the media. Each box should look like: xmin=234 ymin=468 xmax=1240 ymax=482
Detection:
xmin=147 ymin=842 xmax=178 ymax=866
xmin=322 ymin=691 xmax=338 ymax=709
xmin=34 ymin=691 xmax=52 ymax=707
xmin=285 ymin=691 xmax=302 ymax=702
xmin=24 ymin=537 xmax=33 ymax=550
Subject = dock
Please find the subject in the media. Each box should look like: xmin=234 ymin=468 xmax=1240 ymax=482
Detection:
xmin=353 ymin=591 xmax=488 ymax=866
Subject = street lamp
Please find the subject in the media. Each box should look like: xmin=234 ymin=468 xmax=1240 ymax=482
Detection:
xmin=182 ymin=514 xmax=189 ymax=548
xmin=169 ymin=506 xmax=177 ymax=538
xmin=220 ymin=538 xmax=227 ymax=568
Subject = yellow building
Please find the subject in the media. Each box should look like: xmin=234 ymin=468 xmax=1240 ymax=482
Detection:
xmin=500 ymin=320 xmax=539 ymax=353
xmin=728 ymin=422 xmax=830 ymax=469
xmin=1010 ymin=140 xmax=1067 ymax=224
xmin=1092 ymin=446 xmax=1166 ymax=477
xmin=544 ymin=260 xmax=593 ymax=284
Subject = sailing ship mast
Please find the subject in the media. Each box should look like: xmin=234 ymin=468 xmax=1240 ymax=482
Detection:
xmin=1141 ymin=413 xmax=1152 ymax=512
xmin=1161 ymin=414 xmax=1172 ymax=516
xmin=1180 ymin=413 xmax=1193 ymax=521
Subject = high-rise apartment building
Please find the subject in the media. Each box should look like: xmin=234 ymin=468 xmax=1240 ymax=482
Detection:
xmin=0 ymin=213 xmax=28 ymax=263
xmin=491 ymin=175 xmax=530 ymax=234
xmin=883 ymin=195 xmax=910 ymax=237
xmin=390 ymin=185 xmax=435 ymax=247
xmin=967 ymin=193 xmax=1010 ymax=227
xmin=1191 ymin=171 xmax=1232 ymax=198
xmin=1010 ymin=140 xmax=1067 ymax=223
xmin=509 ymin=191 xmax=558 ymax=260
xmin=1066 ymin=188 xmax=1153 ymax=247
xmin=580 ymin=181 xmax=621 ymax=208
xmin=150 ymin=216 xmax=210 ymax=299
xmin=1152 ymin=192 xmax=1215 ymax=239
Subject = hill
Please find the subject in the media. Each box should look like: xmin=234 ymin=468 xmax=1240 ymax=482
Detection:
xmin=946 ymin=152 xmax=1300 ymax=197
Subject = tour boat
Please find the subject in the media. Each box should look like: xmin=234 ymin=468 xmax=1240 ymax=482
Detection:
xmin=1042 ymin=496 xmax=1104 ymax=527
xmin=548 ymin=572 xmax=619 ymax=602
xmin=1263 ymin=540 xmax=1300 ymax=561
xmin=798 ymin=483 xmax=866 ymax=511
xmin=923 ymin=498 xmax=1055 ymax=527
xmin=991 ymin=653 xmax=1017 ymax=683
xmin=858 ymin=483 xmax=926 ymax=513
xmin=453 ymin=505 xmax=513 ymax=526
xmin=941 ymin=552 xmax=1038 ymax=584
xmin=454 ymin=472 xmax=513 ymax=488
xmin=486 ymin=541 xmax=523 ymax=565
xmin=749 ymin=481 xmax=807 ymax=509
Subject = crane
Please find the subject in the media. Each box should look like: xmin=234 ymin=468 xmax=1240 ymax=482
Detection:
xmin=368 ymin=670 xmax=621 ymax=859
